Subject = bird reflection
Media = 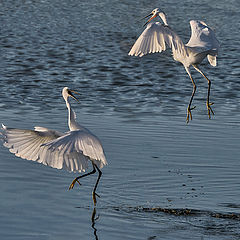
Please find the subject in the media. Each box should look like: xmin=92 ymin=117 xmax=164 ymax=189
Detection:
xmin=91 ymin=208 xmax=99 ymax=240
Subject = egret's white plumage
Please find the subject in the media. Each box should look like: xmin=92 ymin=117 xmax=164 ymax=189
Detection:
xmin=1 ymin=87 xmax=107 ymax=205
xmin=129 ymin=8 xmax=220 ymax=122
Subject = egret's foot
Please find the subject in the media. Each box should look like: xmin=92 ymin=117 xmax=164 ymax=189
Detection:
xmin=186 ymin=106 xmax=196 ymax=123
xmin=69 ymin=178 xmax=81 ymax=190
xmin=206 ymin=102 xmax=214 ymax=119
xmin=91 ymin=208 xmax=100 ymax=222
xmin=92 ymin=191 xmax=101 ymax=206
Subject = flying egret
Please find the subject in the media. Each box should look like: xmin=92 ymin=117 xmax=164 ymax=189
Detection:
xmin=129 ymin=8 xmax=220 ymax=122
xmin=1 ymin=87 xmax=107 ymax=205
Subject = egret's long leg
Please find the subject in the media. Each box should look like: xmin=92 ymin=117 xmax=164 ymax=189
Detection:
xmin=185 ymin=66 xmax=197 ymax=123
xmin=92 ymin=164 xmax=102 ymax=206
xmin=69 ymin=163 xmax=96 ymax=190
xmin=193 ymin=65 xmax=214 ymax=119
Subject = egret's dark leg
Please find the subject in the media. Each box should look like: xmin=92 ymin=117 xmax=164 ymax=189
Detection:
xmin=69 ymin=163 xmax=96 ymax=190
xmin=92 ymin=164 xmax=102 ymax=206
xmin=185 ymin=66 xmax=197 ymax=123
xmin=193 ymin=65 xmax=214 ymax=119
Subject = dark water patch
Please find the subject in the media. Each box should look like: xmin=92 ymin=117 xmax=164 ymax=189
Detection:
xmin=220 ymin=203 xmax=240 ymax=210
xmin=134 ymin=206 xmax=240 ymax=220
xmin=110 ymin=205 xmax=240 ymax=221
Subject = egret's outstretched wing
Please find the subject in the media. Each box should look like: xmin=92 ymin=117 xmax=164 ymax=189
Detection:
xmin=1 ymin=125 xmax=92 ymax=172
xmin=128 ymin=22 xmax=187 ymax=58
xmin=42 ymin=130 xmax=108 ymax=170
xmin=186 ymin=20 xmax=220 ymax=66
xmin=1 ymin=124 xmax=63 ymax=161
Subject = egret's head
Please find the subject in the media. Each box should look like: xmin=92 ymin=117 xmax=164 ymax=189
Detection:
xmin=143 ymin=8 xmax=168 ymax=27
xmin=62 ymin=87 xmax=80 ymax=102
xmin=152 ymin=8 xmax=160 ymax=16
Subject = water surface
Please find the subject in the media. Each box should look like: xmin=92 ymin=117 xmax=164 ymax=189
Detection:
xmin=0 ymin=0 xmax=240 ymax=239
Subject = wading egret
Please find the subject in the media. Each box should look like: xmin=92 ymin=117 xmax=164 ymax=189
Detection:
xmin=129 ymin=8 xmax=220 ymax=122
xmin=1 ymin=87 xmax=107 ymax=205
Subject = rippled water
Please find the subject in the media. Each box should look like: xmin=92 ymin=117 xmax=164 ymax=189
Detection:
xmin=0 ymin=0 xmax=240 ymax=239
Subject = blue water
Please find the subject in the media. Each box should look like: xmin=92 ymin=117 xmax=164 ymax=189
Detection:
xmin=0 ymin=0 xmax=240 ymax=239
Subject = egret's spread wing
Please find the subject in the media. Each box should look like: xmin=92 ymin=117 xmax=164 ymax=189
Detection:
xmin=186 ymin=20 xmax=219 ymax=50
xmin=42 ymin=130 xmax=107 ymax=171
xmin=186 ymin=20 xmax=219 ymax=66
xmin=1 ymin=125 xmax=92 ymax=172
xmin=1 ymin=124 xmax=63 ymax=161
xmin=128 ymin=22 xmax=187 ymax=58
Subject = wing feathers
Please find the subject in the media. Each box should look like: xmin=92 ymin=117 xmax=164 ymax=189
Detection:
xmin=2 ymin=125 xmax=107 ymax=172
xmin=186 ymin=20 xmax=219 ymax=53
xmin=1 ymin=126 xmax=63 ymax=162
xmin=129 ymin=22 xmax=187 ymax=58
xmin=42 ymin=130 xmax=107 ymax=170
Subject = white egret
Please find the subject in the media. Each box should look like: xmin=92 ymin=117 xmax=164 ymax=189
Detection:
xmin=1 ymin=87 xmax=107 ymax=205
xmin=129 ymin=8 xmax=220 ymax=122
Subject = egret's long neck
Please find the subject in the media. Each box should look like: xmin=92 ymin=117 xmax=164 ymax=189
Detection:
xmin=159 ymin=12 xmax=168 ymax=26
xmin=65 ymin=99 xmax=78 ymax=131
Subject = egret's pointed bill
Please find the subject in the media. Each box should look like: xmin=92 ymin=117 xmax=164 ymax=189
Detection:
xmin=143 ymin=14 xmax=157 ymax=27
xmin=68 ymin=89 xmax=80 ymax=102
xmin=141 ymin=13 xmax=152 ymax=21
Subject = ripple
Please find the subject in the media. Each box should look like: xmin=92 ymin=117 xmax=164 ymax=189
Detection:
xmin=0 ymin=1 xmax=240 ymax=240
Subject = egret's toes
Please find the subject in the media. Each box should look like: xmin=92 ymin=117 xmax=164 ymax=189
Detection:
xmin=91 ymin=208 xmax=100 ymax=222
xmin=186 ymin=112 xmax=192 ymax=123
xmin=209 ymin=107 xmax=214 ymax=115
xmin=69 ymin=182 xmax=75 ymax=190
xmin=206 ymin=102 xmax=214 ymax=118
xmin=186 ymin=106 xmax=196 ymax=123
xmin=95 ymin=192 xmax=100 ymax=198
xmin=207 ymin=108 xmax=214 ymax=119
xmin=69 ymin=178 xmax=81 ymax=190
xmin=92 ymin=192 xmax=101 ymax=206
xmin=76 ymin=180 xmax=81 ymax=186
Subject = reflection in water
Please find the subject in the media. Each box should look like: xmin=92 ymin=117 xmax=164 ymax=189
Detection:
xmin=91 ymin=208 xmax=99 ymax=240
